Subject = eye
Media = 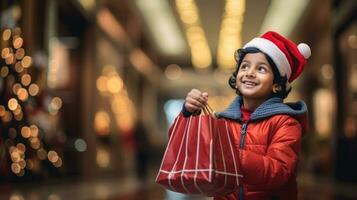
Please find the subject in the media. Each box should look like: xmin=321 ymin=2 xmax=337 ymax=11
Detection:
xmin=258 ymin=66 xmax=267 ymax=73
xmin=240 ymin=63 xmax=249 ymax=70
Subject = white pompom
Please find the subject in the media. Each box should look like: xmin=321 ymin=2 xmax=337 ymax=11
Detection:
xmin=298 ymin=43 xmax=311 ymax=59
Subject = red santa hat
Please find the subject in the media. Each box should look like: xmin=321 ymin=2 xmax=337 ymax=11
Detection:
xmin=243 ymin=31 xmax=311 ymax=88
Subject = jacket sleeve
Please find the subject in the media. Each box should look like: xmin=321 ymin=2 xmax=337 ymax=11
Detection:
xmin=181 ymin=102 xmax=201 ymax=117
xmin=238 ymin=118 xmax=302 ymax=189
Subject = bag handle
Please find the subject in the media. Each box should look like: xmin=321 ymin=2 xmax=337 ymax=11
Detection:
xmin=201 ymin=103 xmax=216 ymax=117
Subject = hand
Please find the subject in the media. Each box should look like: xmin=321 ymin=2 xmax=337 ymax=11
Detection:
xmin=184 ymin=89 xmax=208 ymax=113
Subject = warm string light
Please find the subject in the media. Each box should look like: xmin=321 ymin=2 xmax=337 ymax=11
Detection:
xmin=217 ymin=0 xmax=246 ymax=70
xmin=95 ymin=65 xmax=135 ymax=135
xmin=48 ymin=97 xmax=63 ymax=115
xmin=1 ymin=28 xmax=63 ymax=175
xmin=175 ymin=0 xmax=212 ymax=69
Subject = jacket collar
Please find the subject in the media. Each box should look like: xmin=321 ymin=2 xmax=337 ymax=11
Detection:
xmin=217 ymin=96 xmax=307 ymax=122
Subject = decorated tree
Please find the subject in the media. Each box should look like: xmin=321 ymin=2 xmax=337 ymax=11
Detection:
xmin=0 ymin=28 xmax=62 ymax=179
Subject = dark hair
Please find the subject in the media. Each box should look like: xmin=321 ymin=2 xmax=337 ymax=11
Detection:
xmin=228 ymin=47 xmax=291 ymax=99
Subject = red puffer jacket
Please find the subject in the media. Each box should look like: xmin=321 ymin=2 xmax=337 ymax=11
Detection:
xmin=214 ymin=96 xmax=308 ymax=200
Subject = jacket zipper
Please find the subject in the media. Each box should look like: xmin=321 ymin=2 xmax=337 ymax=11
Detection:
xmin=238 ymin=122 xmax=248 ymax=200
xmin=240 ymin=123 xmax=248 ymax=148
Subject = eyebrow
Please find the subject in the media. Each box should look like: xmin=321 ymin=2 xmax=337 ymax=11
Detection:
xmin=241 ymin=60 xmax=269 ymax=66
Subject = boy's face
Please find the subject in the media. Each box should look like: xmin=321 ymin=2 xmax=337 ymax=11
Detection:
xmin=236 ymin=52 xmax=274 ymax=102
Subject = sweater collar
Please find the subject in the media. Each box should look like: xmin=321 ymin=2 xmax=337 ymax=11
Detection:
xmin=217 ymin=96 xmax=307 ymax=121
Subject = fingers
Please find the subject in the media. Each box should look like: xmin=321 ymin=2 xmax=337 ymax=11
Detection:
xmin=184 ymin=89 xmax=209 ymax=113
xmin=185 ymin=97 xmax=204 ymax=112
xmin=187 ymin=89 xmax=208 ymax=105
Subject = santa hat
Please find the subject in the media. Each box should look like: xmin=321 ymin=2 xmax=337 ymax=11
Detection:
xmin=243 ymin=31 xmax=311 ymax=88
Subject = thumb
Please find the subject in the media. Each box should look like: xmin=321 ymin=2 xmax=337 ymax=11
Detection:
xmin=202 ymin=92 xmax=208 ymax=99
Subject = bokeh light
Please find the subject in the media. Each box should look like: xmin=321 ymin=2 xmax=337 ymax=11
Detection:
xmin=0 ymin=66 xmax=9 ymax=77
xmin=2 ymin=111 xmax=13 ymax=122
xmin=50 ymin=97 xmax=63 ymax=110
xmin=13 ymin=37 xmax=24 ymax=49
xmin=21 ymin=56 xmax=32 ymax=68
xmin=107 ymin=76 xmax=123 ymax=94
xmin=0 ymin=105 xmax=6 ymax=117
xmin=16 ymin=143 xmax=26 ymax=153
xmin=5 ymin=53 xmax=15 ymax=64
xmin=8 ymin=98 xmax=18 ymax=111
xmin=11 ymin=163 xmax=21 ymax=174
xmin=30 ymin=125 xmax=39 ymax=137
xmin=21 ymin=74 xmax=31 ymax=86
xmin=48 ymin=150 xmax=59 ymax=163
xmin=29 ymin=83 xmax=39 ymax=96
xmin=15 ymin=61 xmax=24 ymax=73
xmin=96 ymin=148 xmax=110 ymax=168
xmin=17 ymin=88 xmax=29 ymax=101
xmin=74 ymin=139 xmax=87 ymax=152
xmin=96 ymin=76 xmax=108 ymax=92
xmin=94 ymin=111 xmax=110 ymax=135
xmin=2 ymin=29 xmax=11 ymax=41
xmin=15 ymin=48 xmax=25 ymax=60
xmin=1 ymin=47 xmax=10 ymax=59
xmin=165 ymin=64 xmax=182 ymax=80
xmin=21 ymin=126 xmax=31 ymax=138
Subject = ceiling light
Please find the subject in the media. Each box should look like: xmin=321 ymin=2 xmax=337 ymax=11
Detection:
xmin=135 ymin=0 xmax=187 ymax=56
xmin=176 ymin=0 xmax=212 ymax=69
xmin=217 ymin=0 xmax=246 ymax=70
xmin=259 ymin=0 xmax=310 ymax=36
xmin=96 ymin=8 xmax=127 ymax=44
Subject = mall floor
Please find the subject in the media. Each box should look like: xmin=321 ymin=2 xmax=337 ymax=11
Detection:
xmin=1 ymin=172 xmax=357 ymax=200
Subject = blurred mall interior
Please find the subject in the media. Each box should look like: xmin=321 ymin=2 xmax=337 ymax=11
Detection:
xmin=0 ymin=0 xmax=356 ymax=199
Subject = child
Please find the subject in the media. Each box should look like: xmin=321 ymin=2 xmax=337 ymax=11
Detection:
xmin=182 ymin=31 xmax=311 ymax=200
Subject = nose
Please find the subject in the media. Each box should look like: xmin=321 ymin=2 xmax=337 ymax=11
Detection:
xmin=245 ymin=67 xmax=255 ymax=77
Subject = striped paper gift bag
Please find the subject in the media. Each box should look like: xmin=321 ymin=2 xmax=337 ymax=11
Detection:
xmin=156 ymin=107 xmax=243 ymax=197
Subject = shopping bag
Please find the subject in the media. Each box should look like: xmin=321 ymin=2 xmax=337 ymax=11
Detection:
xmin=155 ymin=105 xmax=243 ymax=197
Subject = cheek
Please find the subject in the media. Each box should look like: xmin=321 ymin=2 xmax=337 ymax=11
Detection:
xmin=235 ymin=74 xmax=241 ymax=86
xmin=262 ymin=77 xmax=274 ymax=89
xmin=235 ymin=72 xmax=243 ymax=81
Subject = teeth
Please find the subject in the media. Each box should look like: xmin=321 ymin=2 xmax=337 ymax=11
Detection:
xmin=243 ymin=81 xmax=256 ymax=86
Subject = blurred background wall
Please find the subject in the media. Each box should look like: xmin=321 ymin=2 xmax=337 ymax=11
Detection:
xmin=0 ymin=0 xmax=356 ymax=199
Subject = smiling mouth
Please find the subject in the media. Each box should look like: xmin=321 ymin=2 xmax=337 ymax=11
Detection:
xmin=242 ymin=80 xmax=258 ymax=86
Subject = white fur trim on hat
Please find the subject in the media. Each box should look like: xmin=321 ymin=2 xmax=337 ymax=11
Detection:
xmin=297 ymin=43 xmax=311 ymax=59
xmin=243 ymin=37 xmax=291 ymax=79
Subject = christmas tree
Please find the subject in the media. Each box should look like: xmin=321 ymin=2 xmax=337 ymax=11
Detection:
xmin=0 ymin=28 xmax=62 ymax=179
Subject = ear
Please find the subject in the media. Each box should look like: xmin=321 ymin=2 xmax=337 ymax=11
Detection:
xmin=272 ymin=84 xmax=282 ymax=93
